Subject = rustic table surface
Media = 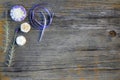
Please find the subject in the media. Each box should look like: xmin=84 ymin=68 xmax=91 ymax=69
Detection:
xmin=0 ymin=0 xmax=120 ymax=80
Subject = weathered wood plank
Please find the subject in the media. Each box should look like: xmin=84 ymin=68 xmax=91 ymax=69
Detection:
xmin=0 ymin=0 xmax=120 ymax=80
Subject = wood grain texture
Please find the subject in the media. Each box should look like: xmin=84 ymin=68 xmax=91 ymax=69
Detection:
xmin=0 ymin=0 xmax=120 ymax=80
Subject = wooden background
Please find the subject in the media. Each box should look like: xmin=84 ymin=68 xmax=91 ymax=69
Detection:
xmin=0 ymin=0 xmax=120 ymax=80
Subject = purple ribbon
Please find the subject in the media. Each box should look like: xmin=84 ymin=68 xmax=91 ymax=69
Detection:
xmin=29 ymin=4 xmax=54 ymax=42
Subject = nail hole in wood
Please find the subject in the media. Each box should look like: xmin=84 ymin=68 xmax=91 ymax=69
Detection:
xmin=108 ymin=30 xmax=117 ymax=37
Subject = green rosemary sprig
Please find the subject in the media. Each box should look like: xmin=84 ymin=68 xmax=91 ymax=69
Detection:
xmin=5 ymin=45 xmax=15 ymax=67
xmin=3 ymin=10 xmax=17 ymax=67
xmin=0 ymin=21 xmax=10 ymax=52
xmin=5 ymin=31 xmax=17 ymax=67
xmin=0 ymin=10 xmax=10 ymax=53
xmin=3 ymin=21 xmax=10 ymax=53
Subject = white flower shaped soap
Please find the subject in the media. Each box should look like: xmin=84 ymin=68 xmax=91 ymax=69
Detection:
xmin=20 ymin=22 xmax=31 ymax=33
xmin=10 ymin=5 xmax=27 ymax=22
xmin=16 ymin=36 xmax=26 ymax=46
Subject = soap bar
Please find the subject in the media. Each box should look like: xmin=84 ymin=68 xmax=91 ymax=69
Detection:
xmin=10 ymin=5 xmax=27 ymax=22
xmin=16 ymin=35 xmax=26 ymax=46
xmin=20 ymin=22 xmax=31 ymax=33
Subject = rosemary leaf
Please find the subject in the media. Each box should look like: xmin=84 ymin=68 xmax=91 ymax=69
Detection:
xmin=5 ymin=31 xmax=17 ymax=67
xmin=3 ymin=21 xmax=10 ymax=53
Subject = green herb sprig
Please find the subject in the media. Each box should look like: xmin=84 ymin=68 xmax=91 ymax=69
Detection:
xmin=5 ymin=28 xmax=18 ymax=67
xmin=3 ymin=21 xmax=10 ymax=53
xmin=0 ymin=21 xmax=10 ymax=53
xmin=3 ymin=10 xmax=17 ymax=67
xmin=5 ymin=45 xmax=15 ymax=67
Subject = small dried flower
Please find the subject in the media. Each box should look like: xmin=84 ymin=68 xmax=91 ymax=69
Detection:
xmin=10 ymin=5 xmax=27 ymax=22
xmin=20 ymin=22 xmax=31 ymax=33
xmin=16 ymin=35 xmax=26 ymax=46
